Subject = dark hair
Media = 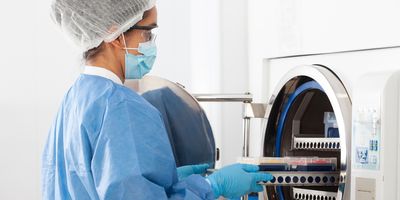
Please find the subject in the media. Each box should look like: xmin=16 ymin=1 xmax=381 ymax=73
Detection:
xmin=83 ymin=42 xmax=104 ymax=60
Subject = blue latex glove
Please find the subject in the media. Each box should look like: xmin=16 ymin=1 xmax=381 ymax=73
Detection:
xmin=206 ymin=164 xmax=273 ymax=198
xmin=177 ymin=163 xmax=210 ymax=180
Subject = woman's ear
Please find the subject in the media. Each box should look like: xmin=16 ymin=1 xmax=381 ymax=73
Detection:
xmin=109 ymin=35 xmax=125 ymax=49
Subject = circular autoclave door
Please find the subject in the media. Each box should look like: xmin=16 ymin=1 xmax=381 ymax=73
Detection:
xmin=125 ymin=76 xmax=216 ymax=168
xmin=262 ymin=65 xmax=351 ymax=200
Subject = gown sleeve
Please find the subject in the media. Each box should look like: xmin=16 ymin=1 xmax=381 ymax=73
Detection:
xmin=87 ymin=99 xmax=215 ymax=200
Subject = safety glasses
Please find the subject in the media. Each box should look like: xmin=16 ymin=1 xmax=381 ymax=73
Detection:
xmin=128 ymin=24 xmax=158 ymax=42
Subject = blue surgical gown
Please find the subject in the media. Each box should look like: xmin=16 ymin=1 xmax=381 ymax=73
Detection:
xmin=41 ymin=74 xmax=214 ymax=200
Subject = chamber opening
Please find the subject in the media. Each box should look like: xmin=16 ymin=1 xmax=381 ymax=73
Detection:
xmin=263 ymin=76 xmax=341 ymax=199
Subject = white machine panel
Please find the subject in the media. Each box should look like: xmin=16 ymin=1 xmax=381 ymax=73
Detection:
xmin=262 ymin=48 xmax=400 ymax=199
xmin=351 ymin=71 xmax=400 ymax=200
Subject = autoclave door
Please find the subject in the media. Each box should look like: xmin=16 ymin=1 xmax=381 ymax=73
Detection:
xmin=261 ymin=65 xmax=352 ymax=200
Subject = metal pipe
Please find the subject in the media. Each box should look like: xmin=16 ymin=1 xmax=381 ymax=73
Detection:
xmin=243 ymin=117 xmax=251 ymax=157
xmin=193 ymin=93 xmax=253 ymax=102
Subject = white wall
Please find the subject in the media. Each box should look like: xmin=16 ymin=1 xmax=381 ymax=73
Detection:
xmin=219 ymin=0 xmax=250 ymax=165
xmin=0 ymin=0 xmax=249 ymax=199
xmin=0 ymin=0 xmax=80 ymax=199
xmin=249 ymin=0 xmax=400 ymax=60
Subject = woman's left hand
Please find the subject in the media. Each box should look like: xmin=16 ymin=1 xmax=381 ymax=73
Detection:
xmin=177 ymin=163 xmax=210 ymax=180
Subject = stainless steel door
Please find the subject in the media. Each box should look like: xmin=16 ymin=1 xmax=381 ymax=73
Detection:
xmin=262 ymin=65 xmax=352 ymax=200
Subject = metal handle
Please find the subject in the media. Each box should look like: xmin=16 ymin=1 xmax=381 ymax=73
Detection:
xmin=193 ymin=93 xmax=253 ymax=102
xmin=192 ymin=93 xmax=270 ymax=158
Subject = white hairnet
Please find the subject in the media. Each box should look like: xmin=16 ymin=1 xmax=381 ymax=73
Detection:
xmin=50 ymin=0 xmax=156 ymax=51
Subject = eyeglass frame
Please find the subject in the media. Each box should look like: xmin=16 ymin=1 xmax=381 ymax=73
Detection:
xmin=126 ymin=24 xmax=158 ymax=42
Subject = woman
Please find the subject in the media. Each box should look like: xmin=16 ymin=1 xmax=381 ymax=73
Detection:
xmin=42 ymin=0 xmax=272 ymax=199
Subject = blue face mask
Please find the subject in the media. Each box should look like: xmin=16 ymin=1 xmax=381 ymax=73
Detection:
xmin=122 ymin=34 xmax=157 ymax=80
